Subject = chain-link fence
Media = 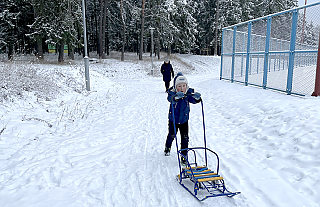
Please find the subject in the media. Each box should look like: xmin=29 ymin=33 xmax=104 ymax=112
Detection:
xmin=220 ymin=2 xmax=320 ymax=96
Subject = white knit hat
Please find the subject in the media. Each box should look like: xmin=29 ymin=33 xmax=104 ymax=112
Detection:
xmin=174 ymin=72 xmax=188 ymax=90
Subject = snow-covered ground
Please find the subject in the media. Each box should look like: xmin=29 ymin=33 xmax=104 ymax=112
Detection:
xmin=0 ymin=52 xmax=319 ymax=207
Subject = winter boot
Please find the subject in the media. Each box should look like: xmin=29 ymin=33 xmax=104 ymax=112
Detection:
xmin=164 ymin=147 xmax=171 ymax=156
xmin=180 ymin=156 xmax=188 ymax=165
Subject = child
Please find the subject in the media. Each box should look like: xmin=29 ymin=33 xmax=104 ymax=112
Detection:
xmin=164 ymin=72 xmax=201 ymax=165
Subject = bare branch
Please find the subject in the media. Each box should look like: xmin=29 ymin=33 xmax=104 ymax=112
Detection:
xmin=22 ymin=116 xmax=53 ymax=128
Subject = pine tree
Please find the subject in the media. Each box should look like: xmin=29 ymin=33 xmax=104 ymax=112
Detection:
xmin=170 ymin=0 xmax=197 ymax=53
xmin=0 ymin=0 xmax=18 ymax=59
xmin=28 ymin=0 xmax=82 ymax=62
xmin=0 ymin=0 xmax=303 ymax=59
xmin=0 ymin=0 xmax=33 ymax=59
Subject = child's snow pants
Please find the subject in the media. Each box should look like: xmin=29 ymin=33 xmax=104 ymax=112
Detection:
xmin=165 ymin=121 xmax=189 ymax=156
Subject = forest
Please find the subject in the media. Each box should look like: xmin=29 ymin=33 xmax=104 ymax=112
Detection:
xmin=0 ymin=0 xmax=301 ymax=62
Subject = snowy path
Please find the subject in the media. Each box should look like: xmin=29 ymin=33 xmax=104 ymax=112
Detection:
xmin=0 ymin=73 xmax=243 ymax=206
xmin=1 ymin=55 xmax=320 ymax=207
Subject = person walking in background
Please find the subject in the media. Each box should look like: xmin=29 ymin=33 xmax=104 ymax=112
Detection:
xmin=161 ymin=57 xmax=174 ymax=92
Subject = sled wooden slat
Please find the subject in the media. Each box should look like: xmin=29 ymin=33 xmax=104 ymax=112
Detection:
xmin=184 ymin=166 xmax=206 ymax=170
xmin=185 ymin=168 xmax=208 ymax=173
xmin=187 ymin=169 xmax=211 ymax=174
xmin=197 ymin=176 xmax=224 ymax=183
xmin=193 ymin=172 xmax=217 ymax=177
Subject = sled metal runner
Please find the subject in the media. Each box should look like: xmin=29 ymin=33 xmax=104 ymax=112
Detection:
xmin=170 ymin=94 xmax=240 ymax=201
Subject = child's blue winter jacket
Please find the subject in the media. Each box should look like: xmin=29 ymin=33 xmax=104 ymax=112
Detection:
xmin=167 ymin=88 xmax=200 ymax=125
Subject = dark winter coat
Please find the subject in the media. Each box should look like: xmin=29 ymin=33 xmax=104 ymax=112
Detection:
xmin=167 ymin=88 xmax=200 ymax=125
xmin=161 ymin=62 xmax=174 ymax=82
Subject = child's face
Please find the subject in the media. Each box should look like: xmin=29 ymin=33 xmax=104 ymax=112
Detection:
xmin=176 ymin=83 xmax=187 ymax=93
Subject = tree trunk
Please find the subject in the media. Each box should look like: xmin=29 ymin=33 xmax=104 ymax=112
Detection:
xmin=101 ymin=0 xmax=107 ymax=59
xmin=156 ymin=29 xmax=160 ymax=59
xmin=58 ymin=41 xmax=64 ymax=62
xmin=167 ymin=33 xmax=171 ymax=56
xmin=139 ymin=0 xmax=145 ymax=60
xmin=68 ymin=44 xmax=74 ymax=60
xmin=77 ymin=26 xmax=82 ymax=55
xmin=106 ymin=0 xmax=109 ymax=56
xmin=32 ymin=3 xmax=44 ymax=60
xmin=214 ymin=0 xmax=220 ymax=56
xmin=120 ymin=0 xmax=125 ymax=61
xmin=8 ymin=41 xmax=13 ymax=61
xmin=94 ymin=2 xmax=99 ymax=53
xmin=99 ymin=0 xmax=103 ymax=58
xmin=36 ymin=36 xmax=44 ymax=60
xmin=136 ymin=21 xmax=139 ymax=55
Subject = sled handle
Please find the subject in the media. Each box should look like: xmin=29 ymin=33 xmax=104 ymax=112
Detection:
xmin=200 ymin=101 xmax=208 ymax=167
xmin=170 ymin=99 xmax=182 ymax=176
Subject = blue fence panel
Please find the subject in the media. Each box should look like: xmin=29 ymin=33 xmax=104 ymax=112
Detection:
xmin=220 ymin=2 xmax=320 ymax=96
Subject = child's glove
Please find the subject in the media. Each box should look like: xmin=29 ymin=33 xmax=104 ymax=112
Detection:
xmin=175 ymin=92 xmax=184 ymax=100
xmin=193 ymin=92 xmax=201 ymax=100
